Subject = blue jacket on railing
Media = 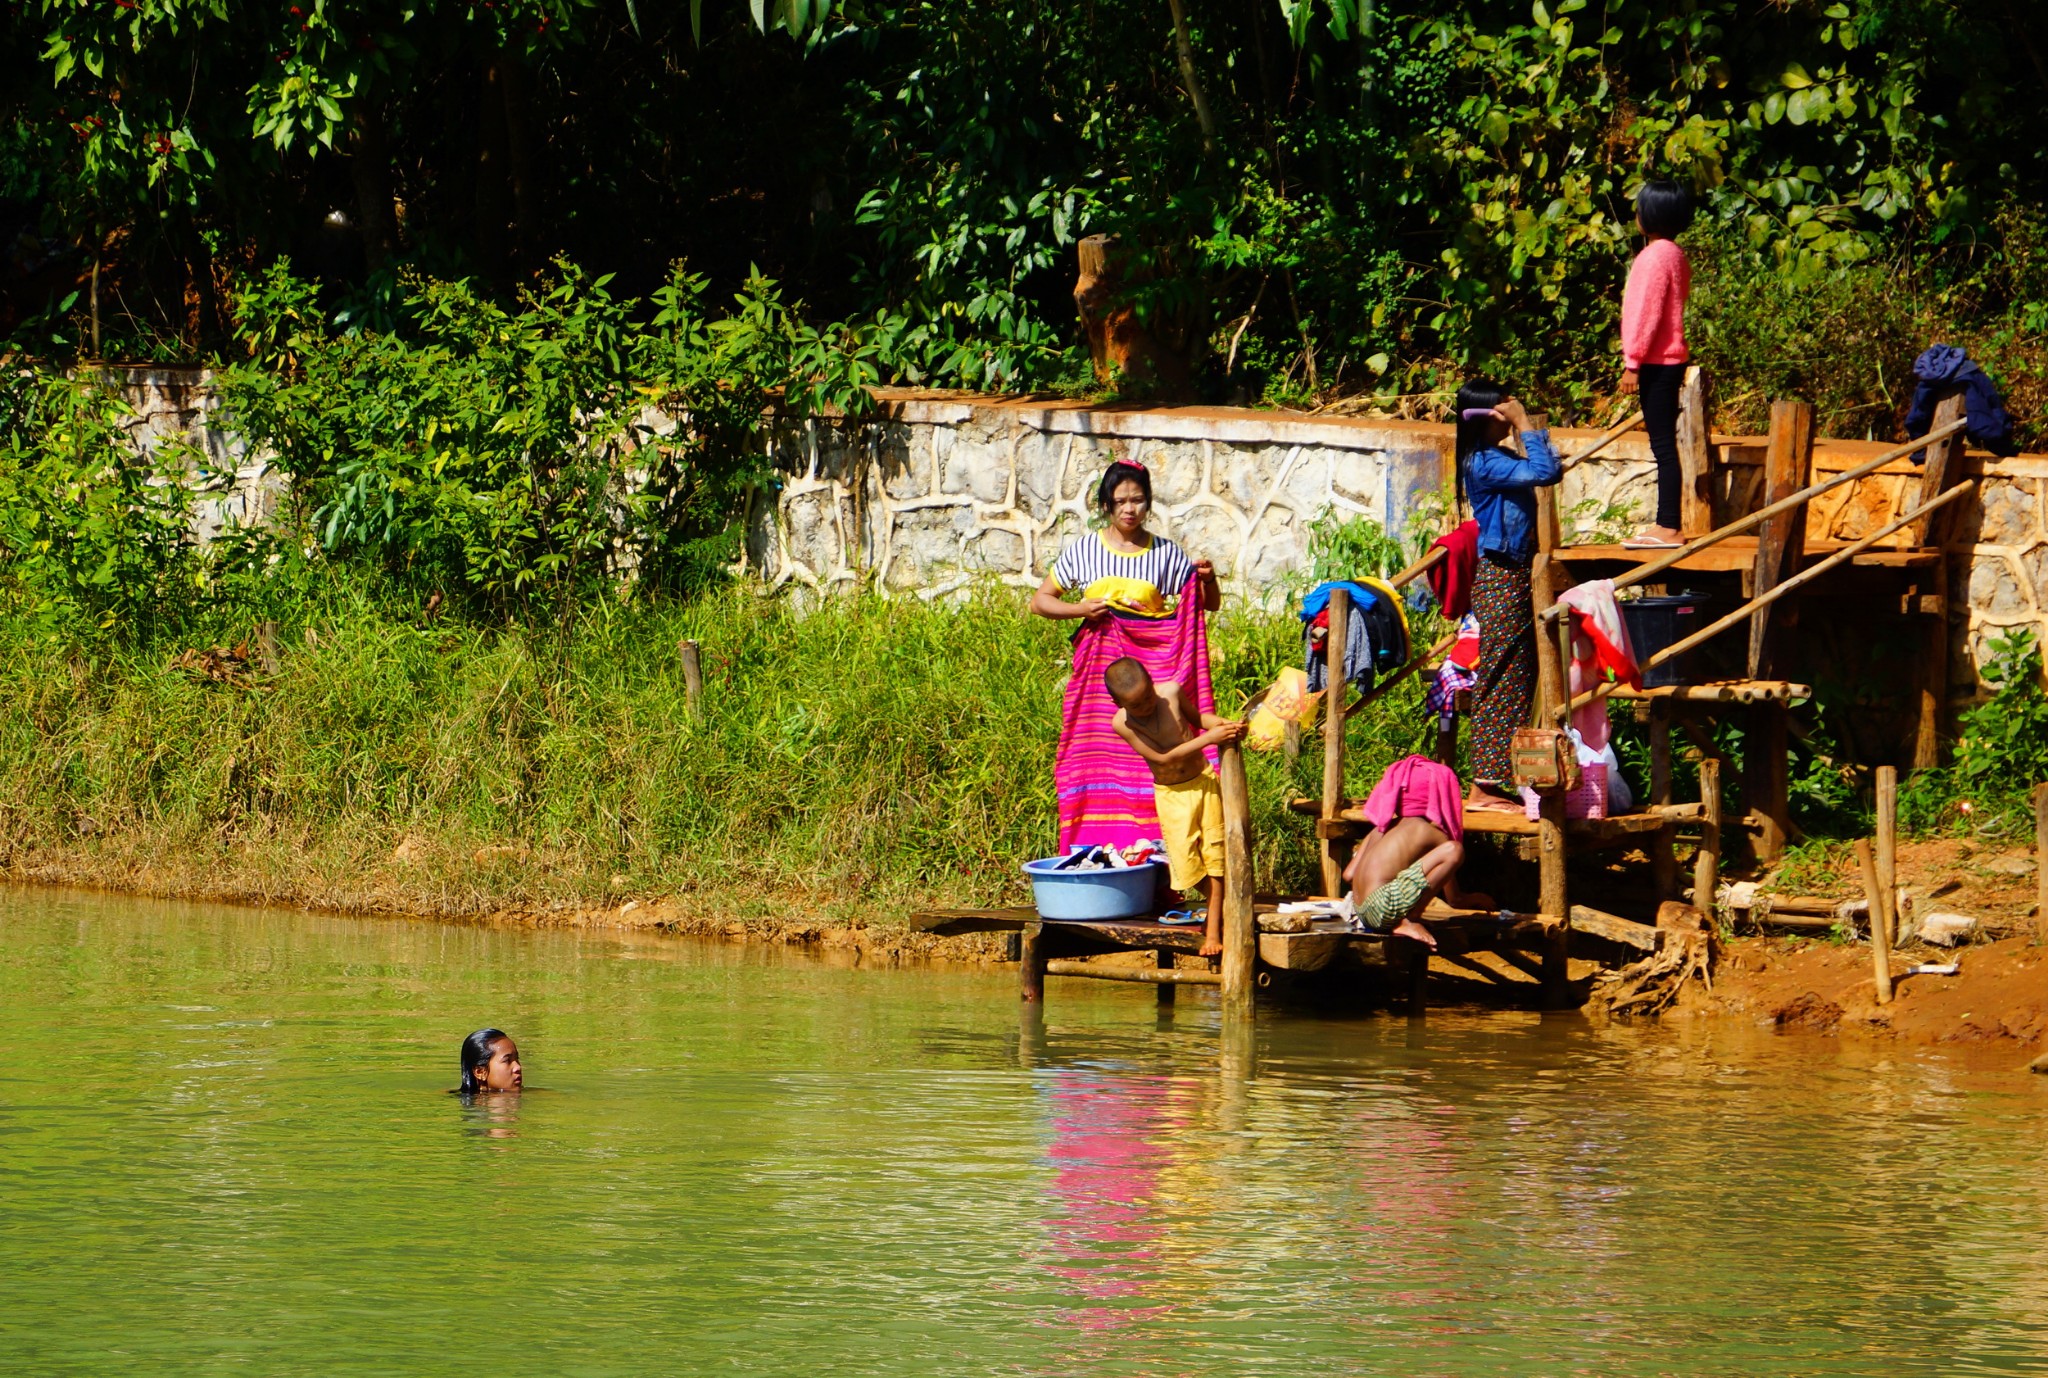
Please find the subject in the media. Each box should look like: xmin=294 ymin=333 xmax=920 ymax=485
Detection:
xmin=1903 ymin=345 xmax=2018 ymax=460
xmin=1463 ymin=430 xmax=1562 ymax=562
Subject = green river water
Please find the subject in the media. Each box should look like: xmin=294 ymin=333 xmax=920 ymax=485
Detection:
xmin=2 ymin=887 xmax=2045 ymax=1377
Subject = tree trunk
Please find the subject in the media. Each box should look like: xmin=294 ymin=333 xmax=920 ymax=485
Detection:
xmin=474 ymin=54 xmax=511 ymax=280
xmin=500 ymin=53 xmax=539 ymax=274
xmin=348 ymin=101 xmax=401 ymax=268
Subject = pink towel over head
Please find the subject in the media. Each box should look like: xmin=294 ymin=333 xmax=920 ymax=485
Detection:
xmin=1362 ymin=754 xmax=1464 ymax=844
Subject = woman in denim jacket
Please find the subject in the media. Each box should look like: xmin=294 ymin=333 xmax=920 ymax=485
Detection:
xmin=1456 ymin=380 xmax=1562 ymax=811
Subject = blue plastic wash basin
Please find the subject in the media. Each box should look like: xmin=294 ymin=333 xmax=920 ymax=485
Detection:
xmin=1022 ymin=856 xmax=1165 ymax=921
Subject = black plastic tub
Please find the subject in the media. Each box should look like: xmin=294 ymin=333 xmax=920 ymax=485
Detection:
xmin=1620 ymin=594 xmax=1710 ymax=688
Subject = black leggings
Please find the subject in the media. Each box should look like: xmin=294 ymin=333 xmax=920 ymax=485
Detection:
xmin=1639 ymin=361 xmax=1685 ymax=530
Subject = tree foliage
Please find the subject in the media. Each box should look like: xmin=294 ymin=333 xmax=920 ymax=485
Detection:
xmin=4 ymin=0 xmax=2046 ymax=422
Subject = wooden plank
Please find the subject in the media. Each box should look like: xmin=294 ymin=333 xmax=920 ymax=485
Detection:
xmin=1055 ymin=918 xmax=1209 ymax=953
xmin=1257 ymin=931 xmax=1345 ymax=971
xmin=1319 ymin=587 xmax=1350 ymax=899
xmin=1043 ymin=959 xmax=1223 ymax=986
xmin=1913 ymin=391 xmax=1969 ymax=546
xmin=1568 ymin=904 xmax=1662 ymax=953
xmin=1748 ymin=399 xmax=1814 ymax=678
xmin=1677 ymin=366 xmax=1714 ymax=537
xmin=909 ymin=907 xmax=1036 ymax=934
xmin=1220 ymin=739 xmax=1256 ymax=1020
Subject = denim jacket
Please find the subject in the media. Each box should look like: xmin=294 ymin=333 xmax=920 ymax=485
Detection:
xmin=1463 ymin=431 xmax=1562 ymax=562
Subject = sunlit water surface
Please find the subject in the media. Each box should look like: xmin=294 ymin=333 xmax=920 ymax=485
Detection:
xmin=2 ymin=888 xmax=2045 ymax=1376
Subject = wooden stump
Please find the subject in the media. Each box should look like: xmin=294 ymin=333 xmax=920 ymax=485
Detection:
xmin=1073 ymin=235 xmax=1197 ymax=400
xmin=1693 ymin=757 xmax=1722 ymax=911
xmin=1019 ymin=920 xmax=1046 ymax=1004
xmin=1319 ymin=587 xmax=1351 ymax=899
xmin=1219 ymin=740 xmax=1256 ymax=1022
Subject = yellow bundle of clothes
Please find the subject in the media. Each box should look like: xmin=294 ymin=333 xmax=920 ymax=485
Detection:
xmin=1245 ymin=667 xmax=1322 ymax=751
xmin=1080 ymin=576 xmax=1169 ymax=618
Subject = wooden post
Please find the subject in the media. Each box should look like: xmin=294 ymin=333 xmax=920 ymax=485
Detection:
xmin=1538 ymin=787 xmax=1570 ymax=1006
xmin=1319 ymin=587 xmax=1351 ymax=898
xmin=1650 ymin=701 xmax=1679 ymax=901
xmin=1219 ymin=739 xmax=1256 ymax=1022
xmin=1855 ymin=839 xmax=1894 ymax=1005
xmin=1019 ymin=920 xmax=1046 ymax=1004
xmin=1532 ymin=488 xmax=1568 ymax=723
xmin=1155 ymin=947 xmax=1176 ymax=1007
xmin=1748 ymin=399 xmax=1814 ymax=678
xmin=1407 ymin=943 xmax=1430 ymax=1017
xmin=679 ymin=639 xmax=705 ymax=722
xmin=1744 ymin=701 xmax=1791 ymax=865
xmin=254 ymin=620 xmax=281 ymax=677
xmin=1875 ymin=765 xmax=1899 ymax=945
xmin=1693 ymin=757 xmax=1721 ymax=911
xmin=1915 ymin=553 xmax=1948 ymax=769
xmin=2035 ymin=783 xmax=2048 ymax=946
xmin=1676 ymin=365 xmax=1714 ymax=538
xmin=1913 ymin=391 xmax=1969 ymax=547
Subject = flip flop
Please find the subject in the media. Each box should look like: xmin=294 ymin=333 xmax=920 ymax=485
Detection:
xmin=1157 ymin=910 xmax=1201 ymax=925
xmin=1621 ymin=533 xmax=1683 ymax=549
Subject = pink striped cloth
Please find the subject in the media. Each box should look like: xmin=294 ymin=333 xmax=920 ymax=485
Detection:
xmin=1054 ymin=577 xmax=1216 ymax=850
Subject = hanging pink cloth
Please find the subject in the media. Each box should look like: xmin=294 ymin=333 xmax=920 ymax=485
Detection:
xmin=1054 ymin=576 xmax=1216 ymax=850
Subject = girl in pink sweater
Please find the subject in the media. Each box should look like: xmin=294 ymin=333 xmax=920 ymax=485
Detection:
xmin=1618 ymin=180 xmax=1695 ymax=548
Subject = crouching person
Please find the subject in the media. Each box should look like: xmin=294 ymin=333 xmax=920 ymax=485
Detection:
xmin=1106 ymin=656 xmax=1246 ymax=959
xmin=1344 ymin=755 xmax=1494 ymax=950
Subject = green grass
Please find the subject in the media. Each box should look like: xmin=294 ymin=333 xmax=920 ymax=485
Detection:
xmin=0 ymin=579 xmax=1444 ymax=924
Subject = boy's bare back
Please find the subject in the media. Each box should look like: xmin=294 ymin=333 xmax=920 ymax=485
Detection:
xmin=1112 ymin=681 xmax=1207 ymax=786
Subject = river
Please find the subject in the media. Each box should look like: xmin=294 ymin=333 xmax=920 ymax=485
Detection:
xmin=1 ymin=887 xmax=2044 ymax=1376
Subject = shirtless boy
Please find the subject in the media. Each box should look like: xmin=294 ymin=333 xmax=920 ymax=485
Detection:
xmin=1105 ymin=657 xmax=1245 ymax=958
xmin=1344 ymin=817 xmax=1494 ymax=950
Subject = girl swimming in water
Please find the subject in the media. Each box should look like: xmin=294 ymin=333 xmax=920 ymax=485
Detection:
xmin=457 ymin=1028 xmax=523 ymax=1094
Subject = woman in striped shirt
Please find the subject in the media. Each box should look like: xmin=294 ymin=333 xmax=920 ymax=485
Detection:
xmin=1031 ymin=461 xmax=1220 ymax=621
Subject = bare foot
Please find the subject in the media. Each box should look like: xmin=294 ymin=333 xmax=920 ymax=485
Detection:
xmin=1199 ymin=939 xmax=1223 ymax=958
xmin=1390 ymin=917 xmax=1438 ymax=950
xmin=1465 ymin=789 xmax=1524 ymax=814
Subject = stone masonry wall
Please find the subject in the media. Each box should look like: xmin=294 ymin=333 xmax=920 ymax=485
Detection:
xmin=72 ymin=372 xmax=2048 ymax=701
xmin=752 ymin=391 xmax=2048 ymax=702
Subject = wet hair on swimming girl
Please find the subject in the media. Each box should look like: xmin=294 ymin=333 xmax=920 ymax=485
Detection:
xmin=459 ymin=1028 xmax=510 ymax=1095
xmin=1093 ymin=461 xmax=1152 ymax=517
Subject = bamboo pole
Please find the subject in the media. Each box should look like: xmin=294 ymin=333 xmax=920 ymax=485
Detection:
xmin=1319 ymin=587 xmax=1351 ymax=898
xmin=1554 ymin=481 xmax=1977 ymax=720
xmin=1219 ymin=739 xmax=1256 ymax=1021
xmin=1693 ymin=757 xmax=1721 ymax=910
xmin=1875 ymin=765 xmax=1899 ymax=946
xmin=2036 ymin=783 xmax=2048 ymax=947
xmin=1539 ymin=416 xmax=1970 ymax=623
xmin=1344 ymin=631 xmax=1455 ymax=721
xmin=1389 ymin=543 xmax=1447 ymax=590
xmin=1855 ymin=838 xmax=1894 ymax=1004
xmin=678 ymin=639 xmax=705 ymax=721
xmin=1043 ymin=959 xmax=1223 ymax=986
xmin=1556 ymin=410 xmax=1644 ymax=473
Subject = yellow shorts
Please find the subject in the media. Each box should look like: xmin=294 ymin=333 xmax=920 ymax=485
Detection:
xmin=1154 ymin=769 xmax=1225 ymax=892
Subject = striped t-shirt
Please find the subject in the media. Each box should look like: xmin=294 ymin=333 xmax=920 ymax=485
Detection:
xmin=1051 ymin=531 xmax=1197 ymax=606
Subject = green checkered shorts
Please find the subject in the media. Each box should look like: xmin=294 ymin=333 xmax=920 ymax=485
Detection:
xmin=1356 ymin=861 xmax=1430 ymax=932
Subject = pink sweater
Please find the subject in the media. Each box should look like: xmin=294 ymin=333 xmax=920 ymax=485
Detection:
xmin=1621 ymin=238 xmax=1690 ymax=369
